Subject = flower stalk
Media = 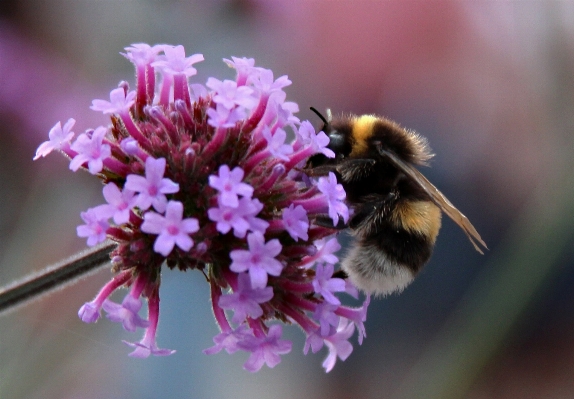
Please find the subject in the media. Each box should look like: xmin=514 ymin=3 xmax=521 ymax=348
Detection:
xmin=0 ymin=241 xmax=116 ymax=315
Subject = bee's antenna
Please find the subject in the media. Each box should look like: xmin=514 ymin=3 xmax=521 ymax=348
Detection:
xmin=310 ymin=107 xmax=330 ymax=126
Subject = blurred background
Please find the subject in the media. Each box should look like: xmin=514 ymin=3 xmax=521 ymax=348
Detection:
xmin=1 ymin=1 xmax=574 ymax=398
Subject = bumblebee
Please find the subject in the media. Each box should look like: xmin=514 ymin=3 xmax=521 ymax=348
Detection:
xmin=307 ymin=108 xmax=487 ymax=296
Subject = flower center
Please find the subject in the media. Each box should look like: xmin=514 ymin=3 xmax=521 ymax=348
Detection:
xmin=91 ymin=148 xmax=101 ymax=159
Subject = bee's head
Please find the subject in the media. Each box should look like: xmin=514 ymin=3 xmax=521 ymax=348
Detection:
xmin=307 ymin=107 xmax=352 ymax=168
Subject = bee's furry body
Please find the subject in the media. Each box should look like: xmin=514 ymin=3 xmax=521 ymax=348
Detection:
xmin=308 ymin=111 xmax=485 ymax=296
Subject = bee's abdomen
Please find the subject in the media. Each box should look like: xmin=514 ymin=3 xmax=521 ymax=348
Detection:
xmin=342 ymin=200 xmax=441 ymax=296
xmin=378 ymin=200 xmax=441 ymax=273
xmin=365 ymin=225 xmax=434 ymax=274
xmin=342 ymin=226 xmax=434 ymax=296
xmin=389 ymin=200 xmax=442 ymax=244
xmin=341 ymin=244 xmax=416 ymax=296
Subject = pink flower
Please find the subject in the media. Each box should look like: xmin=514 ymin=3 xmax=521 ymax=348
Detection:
xmin=313 ymin=263 xmax=346 ymax=305
xmin=91 ymin=87 xmax=136 ymax=115
xmin=141 ymin=201 xmax=200 ymax=256
xmin=230 ymin=232 xmax=283 ymax=289
xmin=208 ymin=197 xmax=267 ymax=238
xmin=33 ymin=118 xmax=75 ymax=160
xmin=218 ymin=273 xmax=274 ymax=323
xmin=318 ymin=172 xmax=349 ymax=225
xmin=76 ymin=207 xmax=110 ymax=246
xmin=37 ymin=43 xmax=368 ymax=371
xmin=322 ymin=318 xmax=355 ymax=373
xmin=100 ymin=183 xmax=138 ymax=224
xmin=282 ymin=204 xmax=309 ymax=241
xmin=208 ymin=165 xmax=254 ymax=208
xmin=125 ymin=157 xmax=179 ymax=213
xmin=69 ymin=127 xmax=111 ymax=174
xmin=238 ymin=325 xmax=292 ymax=372
xmin=152 ymin=45 xmax=204 ymax=77
xmin=124 ymin=291 xmax=175 ymax=358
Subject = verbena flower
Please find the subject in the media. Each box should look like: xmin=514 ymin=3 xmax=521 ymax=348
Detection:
xmin=35 ymin=43 xmax=370 ymax=372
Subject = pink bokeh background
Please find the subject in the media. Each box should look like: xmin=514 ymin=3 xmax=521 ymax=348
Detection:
xmin=2 ymin=2 xmax=574 ymax=398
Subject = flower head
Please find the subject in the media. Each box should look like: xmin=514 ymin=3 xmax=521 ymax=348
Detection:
xmin=33 ymin=118 xmax=75 ymax=160
xmin=238 ymin=325 xmax=292 ymax=372
xmin=76 ymin=207 xmax=110 ymax=246
xmin=322 ymin=318 xmax=355 ymax=373
xmin=35 ymin=43 xmax=368 ymax=372
xmin=91 ymin=87 xmax=136 ymax=115
xmin=262 ymin=127 xmax=293 ymax=161
xmin=69 ymin=127 xmax=111 ymax=174
xmin=208 ymin=196 xmax=267 ymax=238
xmin=102 ymin=295 xmax=149 ymax=332
xmin=313 ymin=263 xmax=346 ymax=306
xmin=203 ymin=324 xmax=253 ymax=355
xmin=218 ymin=272 xmax=274 ymax=323
xmin=100 ymin=183 xmax=138 ymax=225
xmin=152 ymin=45 xmax=204 ymax=77
xmin=123 ymin=290 xmax=175 ymax=358
xmin=230 ymin=232 xmax=283 ymax=289
xmin=208 ymin=165 xmax=253 ymax=208
xmin=206 ymin=104 xmax=245 ymax=128
xmin=296 ymin=120 xmax=335 ymax=158
xmin=223 ymin=56 xmax=256 ymax=86
xmin=121 ymin=43 xmax=163 ymax=66
xmin=282 ymin=204 xmax=309 ymax=241
xmin=206 ymin=78 xmax=257 ymax=110
xmin=318 ymin=172 xmax=349 ymax=225
xmin=125 ymin=157 xmax=179 ymax=213
xmin=141 ymin=201 xmax=200 ymax=256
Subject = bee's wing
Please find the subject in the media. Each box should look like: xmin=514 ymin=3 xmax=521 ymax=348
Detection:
xmin=378 ymin=148 xmax=487 ymax=254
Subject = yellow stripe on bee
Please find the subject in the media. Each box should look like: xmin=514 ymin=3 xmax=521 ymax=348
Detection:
xmin=350 ymin=115 xmax=378 ymax=157
xmin=391 ymin=201 xmax=442 ymax=242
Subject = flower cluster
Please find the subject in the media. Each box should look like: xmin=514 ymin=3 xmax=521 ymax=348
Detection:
xmin=34 ymin=43 xmax=370 ymax=372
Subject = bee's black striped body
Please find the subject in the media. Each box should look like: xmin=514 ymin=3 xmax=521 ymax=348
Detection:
xmin=308 ymin=111 xmax=486 ymax=295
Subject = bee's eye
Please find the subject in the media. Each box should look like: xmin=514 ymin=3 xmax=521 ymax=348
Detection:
xmin=328 ymin=131 xmax=346 ymax=151
xmin=328 ymin=131 xmax=352 ymax=157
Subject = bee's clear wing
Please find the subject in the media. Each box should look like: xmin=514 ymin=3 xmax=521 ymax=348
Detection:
xmin=378 ymin=147 xmax=487 ymax=254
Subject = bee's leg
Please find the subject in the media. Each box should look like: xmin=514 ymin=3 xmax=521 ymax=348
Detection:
xmin=348 ymin=192 xmax=396 ymax=230
xmin=348 ymin=204 xmax=374 ymax=230
xmin=303 ymin=164 xmax=338 ymax=177
xmin=313 ymin=215 xmax=348 ymax=230
xmin=304 ymin=159 xmax=376 ymax=178
xmin=340 ymin=159 xmax=377 ymax=168
xmin=335 ymin=159 xmax=377 ymax=182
